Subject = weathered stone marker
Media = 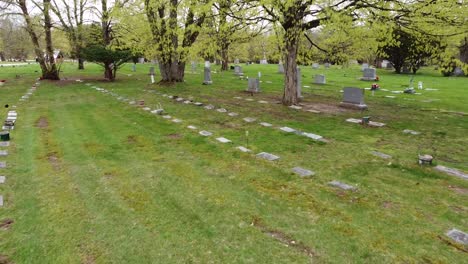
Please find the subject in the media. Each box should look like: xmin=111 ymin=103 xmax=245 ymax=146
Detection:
xmin=314 ymin=74 xmax=326 ymax=84
xmin=340 ymin=87 xmax=368 ymax=110
xmin=247 ymin=78 xmax=260 ymax=93
xmin=446 ymin=229 xmax=468 ymax=245
xmin=361 ymin=68 xmax=376 ymax=81
xmin=292 ymin=167 xmax=315 ymax=177
xmin=297 ymin=67 xmax=302 ymax=98
xmin=278 ymin=63 xmax=284 ymax=73
xmin=203 ymin=66 xmax=212 ymax=85
xmin=256 ymin=152 xmax=280 ymax=161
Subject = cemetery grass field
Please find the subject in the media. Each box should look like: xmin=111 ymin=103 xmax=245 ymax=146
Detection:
xmin=0 ymin=62 xmax=467 ymax=263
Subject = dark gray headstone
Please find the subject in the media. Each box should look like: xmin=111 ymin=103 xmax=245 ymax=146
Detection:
xmin=361 ymin=68 xmax=376 ymax=80
xmin=247 ymin=78 xmax=260 ymax=93
xmin=324 ymin=63 xmax=330 ymax=68
xmin=314 ymin=74 xmax=326 ymax=84
xmin=149 ymin=67 xmax=155 ymax=75
xmin=340 ymin=87 xmax=367 ymax=110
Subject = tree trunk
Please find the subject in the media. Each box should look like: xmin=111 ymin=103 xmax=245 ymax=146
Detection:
xmin=159 ymin=61 xmax=184 ymax=82
xmin=220 ymin=42 xmax=229 ymax=71
xmin=104 ymin=62 xmax=114 ymax=81
xmin=282 ymin=28 xmax=300 ymax=106
xmin=78 ymin=58 xmax=84 ymax=70
xmin=43 ymin=0 xmax=60 ymax=80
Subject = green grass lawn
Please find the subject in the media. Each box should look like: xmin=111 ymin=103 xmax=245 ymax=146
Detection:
xmin=0 ymin=62 xmax=467 ymax=263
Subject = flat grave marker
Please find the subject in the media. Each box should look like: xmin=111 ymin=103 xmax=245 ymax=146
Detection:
xmin=328 ymin=180 xmax=357 ymax=191
xmin=236 ymin=146 xmax=251 ymax=153
xmin=256 ymin=152 xmax=280 ymax=161
xmin=280 ymin=127 xmax=296 ymax=133
xmin=216 ymin=137 xmax=232 ymax=143
xmin=0 ymin=176 xmax=4 ymax=183
xmin=371 ymin=151 xmax=392 ymax=159
xmin=292 ymin=167 xmax=315 ymax=177
xmin=435 ymin=165 xmax=468 ymax=180
xmin=0 ymin=161 xmax=6 ymax=168
xmin=446 ymin=229 xmax=468 ymax=245
xmin=199 ymin=130 xmax=212 ymax=136
xmin=243 ymin=117 xmax=256 ymax=123
xmin=260 ymin=122 xmax=272 ymax=127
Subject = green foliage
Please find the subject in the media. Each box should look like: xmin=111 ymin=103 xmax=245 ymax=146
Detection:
xmin=82 ymin=45 xmax=132 ymax=70
xmin=439 ymin=57 xmax=466 ymax=77
xmin=379 ymin=27 xmax=444 ymax=74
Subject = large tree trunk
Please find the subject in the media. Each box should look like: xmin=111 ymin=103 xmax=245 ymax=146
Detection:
xmin=282 ymin=28 xmax=300 ymax=106
xmin=19 ymin=0 xmax=59 ymax=80
xmin=104 ymin=62 xmax=114 ymax=81
xmin=220 ymin=42 xmax=229 ymax=71
xmin=78 ymin=58 xmax=84 ymax=70
xmin=159 ymin=61 xmax=184 ymax=82
xmin=43 ymin=0 xmax=60 ymax=80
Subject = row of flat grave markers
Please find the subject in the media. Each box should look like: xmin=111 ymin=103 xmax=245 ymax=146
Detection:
xmin=88 ymin=84 xmax=468 ymax=245
xmin=86 ymin=83 xmax=319 ymax=178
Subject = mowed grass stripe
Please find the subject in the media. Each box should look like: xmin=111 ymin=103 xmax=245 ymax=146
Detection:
xmin=33 ymin=85 xmax=313 ymax=262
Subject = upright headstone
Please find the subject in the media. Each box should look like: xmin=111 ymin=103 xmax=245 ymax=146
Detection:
xmin=340 ymin=87 xmax=368 ymax=110
xmin=402 ymin=66 xmax=411 ymax=73
xmin=260 ymin=58 xmax=268 ymax=64
xmin=324 ymin=62 xmax=330 ymax=68
xmin=203 ymin=66 xmax=212 ymax=85
xmin=314 ymin=74 xmax=326 ymax=84
xmin=418 ymin=81 xmax=423 ymax=90
xmin=234 ymin=58 xmax=239 ymax=64
xmin=234 ymin=66 xmax=243 ymax=75
xmin=149 ymin=66 xmax=155 ymax=83
xmin=138 ymin=57 xmax=145 ymax=63
xmin=361 ymin=63 xmax=369 ymax=71
xmin=297 ymin=67 xmax=302 ymax=98
xmin=278 ymin=63 xmax=284 ymax=73
xmin=131 ymin=64 xmax=136 ymax=72
xmin=454 ymin=67 xmax=464 ymax=76
xmin=312 ymin=63 xmax=319 ymax=69
xmin=247 ymin=78 xmax=260 ymax=93
xmin=361 ymin=68 xmax=376 ymax=81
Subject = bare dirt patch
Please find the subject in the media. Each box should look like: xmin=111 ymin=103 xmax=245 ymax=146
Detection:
xmin=127 ymin=135 xmax=138 ymax=144
xmin=252 ymin=217 xmax=317 ymax=258
xmin=167 ymin=133 xmax=181 ymax=139
xmin=0 ymin=255 xmax=13 ymax=264
xmin=0 ymin=218 xmax=14 ymax=230
xmin=301 ymin=102 xmax=349 ymax=114
xmin=47 ymin=152 xmax=60 ymax=170
xmin=35 ymin=117 xmax=49 ymax=129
